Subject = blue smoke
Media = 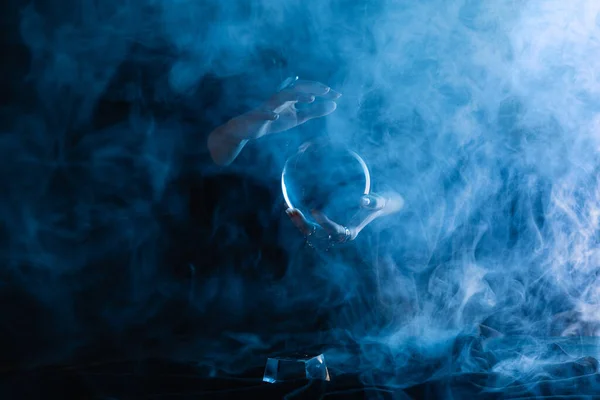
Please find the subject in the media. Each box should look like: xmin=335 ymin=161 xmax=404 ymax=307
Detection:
xmin=5 ymin=0 xmax=600 ymax=393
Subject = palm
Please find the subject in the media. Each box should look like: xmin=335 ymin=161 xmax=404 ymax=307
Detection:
xmin=225 ymin=105 xmax=300 ymax=140
xmin=207 ymin=79 xmax=340 ymax=166
xmin=255 ymin=80 xmax=340 ymax=138
xmin=268 ymin=106 xmax=300 ymax=134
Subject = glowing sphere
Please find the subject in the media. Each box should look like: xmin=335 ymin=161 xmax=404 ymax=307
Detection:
xmin=281 ymin=141 xmax=371 ymax=225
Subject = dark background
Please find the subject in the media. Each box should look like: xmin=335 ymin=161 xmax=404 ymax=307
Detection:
xmin=0 ymin=1 xmax=382 ymax=397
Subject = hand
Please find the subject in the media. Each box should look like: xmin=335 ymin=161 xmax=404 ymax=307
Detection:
xmin=207 ymin=79 xmax=341 ymax=165
xmin=227 ymin=79 xmax=341 ymax=140
xmin=286 ymin=191 xmax=405 ymax=250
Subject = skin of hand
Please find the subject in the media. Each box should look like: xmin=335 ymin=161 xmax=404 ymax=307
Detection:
xmin=207 ymin=80 xmax=342 ymax=166
xmin=286 ymin=191 xmax=405 ymax=243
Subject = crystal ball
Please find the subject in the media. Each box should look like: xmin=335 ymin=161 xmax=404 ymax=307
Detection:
xmin=281 ymin=141 xmax=371 ymax=225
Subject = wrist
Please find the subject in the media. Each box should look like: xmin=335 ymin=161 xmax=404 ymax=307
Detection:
xmin=218 ymin=120 xmax=250 ymax=145
xmin=207 ymin=123 xmax=249 ymax=166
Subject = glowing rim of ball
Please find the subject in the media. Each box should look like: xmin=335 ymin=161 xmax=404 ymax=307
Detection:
xmin=281 ymin=148 xmax=371 ymax=211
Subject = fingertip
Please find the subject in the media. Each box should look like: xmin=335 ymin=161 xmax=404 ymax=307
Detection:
xmin=293 ymin=81 xmax=331 ymax=96
xmin=394 ymin=195 xmax=406 ymax=212
xmin=296 ymin=101 xmax=338 ymax=124
xmin=361 ymin=194 xmax=385 ymax=210
xmin=319 ymin=101 xmax=337 ymax=115
xmin=360 ymin=196 xmax=371 ymax=208
xmin=298 ymin=94 xmax=316 ymax=103
xmin=329 ymin=89 xmax=342 ymax=99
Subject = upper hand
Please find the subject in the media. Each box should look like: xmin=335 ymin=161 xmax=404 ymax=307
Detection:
xmin=220 ymin=80 xmax=342 ymax=141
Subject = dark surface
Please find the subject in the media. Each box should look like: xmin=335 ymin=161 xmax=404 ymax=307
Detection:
xmin=5 ymin=335 xmax=600 ymax=399
xmin=3 ymin=358 xmax=600 ymax=399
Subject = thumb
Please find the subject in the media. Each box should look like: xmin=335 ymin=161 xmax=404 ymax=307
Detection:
xmin=285 ymin=208 xmax=313 ymax=236
xmin=360 ymin=194 xmax=387 ymax=211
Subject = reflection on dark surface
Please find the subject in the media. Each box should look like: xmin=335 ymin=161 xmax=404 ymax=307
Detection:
xmin=263 ymin=352 xmax=330 ymax=383
xmin=3 ymin=336 xmax=600 ymax=399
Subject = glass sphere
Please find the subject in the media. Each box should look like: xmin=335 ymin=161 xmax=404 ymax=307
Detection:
xmin=281 ymin=140 xmax=371 ymax=226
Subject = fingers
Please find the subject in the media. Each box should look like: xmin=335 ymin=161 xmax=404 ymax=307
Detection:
xmin=296 ymin=101 xmax=338 ymax=124
xmin=265 ymin=90 xmax=316 ymax=113
xmin=264 ymin=81 xmax=341 ymax=113
xmin=383 ymin=192 xmax=405 ymax=214
xmin=360 ymin=194 xmax=387 ymax=210
xmin=361 ymin=192 xmax=405 ymax=213
xmin=286 ymin=208 xmax=313 ymax=236
xmin=347 ymin=191 xmax=405 ymax=237
xmin=288 ymin=207 xmax=357 ymax=244
xmin=293 ymin=80 xmax=342 ymax=99
xmin=311 ymin=210 xmax=346 ymax=236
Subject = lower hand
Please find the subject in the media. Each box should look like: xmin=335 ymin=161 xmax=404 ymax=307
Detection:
xmin=286 ymin=191 xmax=404 ymax=250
